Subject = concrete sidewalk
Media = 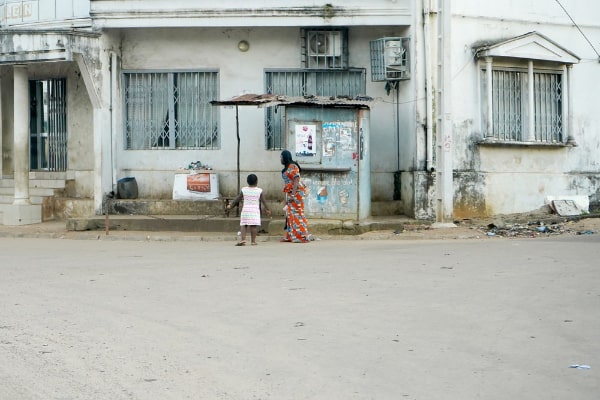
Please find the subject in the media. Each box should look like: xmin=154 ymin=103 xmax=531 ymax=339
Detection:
xmin=1 ymin=214 xmax=599 ymax=241
xmin=0 ymin=216 xmax=481 ymax=241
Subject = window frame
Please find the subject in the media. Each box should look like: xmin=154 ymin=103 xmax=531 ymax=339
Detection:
xmin=473 ymin=32 xmax=578 ymax=148
xmin=479 ymin=61 xmax=567 ymax=145
xmin=122 ymin=69 xmax=220 ymax=150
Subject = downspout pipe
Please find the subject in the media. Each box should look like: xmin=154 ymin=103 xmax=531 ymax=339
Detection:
xmin=423 ymin=0 xmax=434 ymax=172
xmin=110 ymin=51 xmax=118 ymax=193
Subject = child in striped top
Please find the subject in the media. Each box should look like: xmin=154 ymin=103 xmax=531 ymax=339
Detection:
xmin=226 ymin=174 xmax=271 ymax=246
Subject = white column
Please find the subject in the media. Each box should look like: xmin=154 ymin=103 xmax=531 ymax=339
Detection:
xmin=561 ymin=65 xmax=568 ymax=143
xmin=485 ymin=57 xmax=494 ymax=140
xmin=12 ymin=65 xmax=31 ymax=205
xmin=0 ymin=77 xmax=2 ymax=176
xmin=565 ymin=64 xmax=576 ymax=145
xmin=4 ymin=65 xmax=42 ymax=225
xmin=527 ymin=60 xmax=535 ymax=141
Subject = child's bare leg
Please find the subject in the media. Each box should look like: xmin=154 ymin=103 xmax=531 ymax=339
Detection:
xmin=240 ymin=225 xmax=248 ymax=242
xmin=250 ymin=226 xmax=258 ymax=244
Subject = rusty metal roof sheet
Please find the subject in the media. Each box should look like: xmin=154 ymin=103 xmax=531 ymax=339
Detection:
xmin=211 ymin=93 xmax=375 ymax=108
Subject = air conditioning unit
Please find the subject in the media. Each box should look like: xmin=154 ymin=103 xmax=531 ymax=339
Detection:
xmin=370 ymin=37 xmax=411 ymax=81
xmin=308 ymin=31 xmax=342 ymax=57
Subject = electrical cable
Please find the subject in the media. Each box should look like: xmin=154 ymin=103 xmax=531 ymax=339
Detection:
xmin=554 ymin=0 xmax=600 ymax=58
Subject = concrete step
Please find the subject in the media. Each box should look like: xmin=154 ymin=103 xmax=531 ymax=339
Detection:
xmin=105 ymin=199 xmax=403 ymax=217
xmin=69 ymin=199 xmax=409 ymax=235
xmin=66 ymin=214 xmax=412 ymax=236
xmin=0 ymin=178 xmax=65 ymax=189
xmin=67 ymin=215 xmax=267 ymax=233
xmin=0 ymin=188 xmax=58 ymax=199
xmin=0 ymin=194 xmax=44 ymax=205
xmin=106 ymin=198 xmax=227 ymax=216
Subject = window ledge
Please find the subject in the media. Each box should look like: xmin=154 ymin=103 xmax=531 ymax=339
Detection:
xmin=478 ymin=139 xmax=577 ymax=148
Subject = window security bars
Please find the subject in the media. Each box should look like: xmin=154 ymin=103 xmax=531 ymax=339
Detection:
xmin=534 ymin=72 xmax=563 ymax=142
xmin=369 ymin=37 xmax=410 ymax=81
xmin=29 ymin=78 xmax=67 ymax=171
xmin=124 ymin=71 xmax=219 ymax=150
xmin=482 ymin=68 xmax=562 ymax=143
xmin=264 ymin=68 xmax=366 ymax=149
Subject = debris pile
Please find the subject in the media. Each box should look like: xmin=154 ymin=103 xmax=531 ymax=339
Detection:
xmin=482 ymin=221 xmax=568 ymax=238
xmin=463 ymin=218 xmax=598 ymax=238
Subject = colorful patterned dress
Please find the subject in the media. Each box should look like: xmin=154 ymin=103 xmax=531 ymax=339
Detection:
xmin=282 ymin=164 xmax=310 ymax=242
xmin=239 ymin=186 xmax=263 ymax=226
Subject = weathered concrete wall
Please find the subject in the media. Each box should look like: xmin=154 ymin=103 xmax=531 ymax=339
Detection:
xmin=448 ymin=1 xmax=600 ymax=217
xmin=90 ymin=0 xmax=412 ymax=28
xmin=113 ymin=26 xmax=414 ymax=203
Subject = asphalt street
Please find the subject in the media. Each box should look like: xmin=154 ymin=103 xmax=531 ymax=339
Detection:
xmin=0 ymin=235 xmax=599 ymax=400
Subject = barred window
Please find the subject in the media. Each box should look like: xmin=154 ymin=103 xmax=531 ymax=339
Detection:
xmin=481 ymin=67 xmax=563 ymax=143
xmin=124 ymin=71 xmax=219 ymax=150
xmin=264 ymin=68 xmax=366 ymax=150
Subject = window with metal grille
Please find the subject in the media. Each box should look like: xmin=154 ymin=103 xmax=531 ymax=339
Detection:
xmin=29 ymin=78 xmax=67 ymax=171
xmin=124 ymin=71 xmax=219 ymax=150
xmin=264 ymin=68 xmax=366 ymax=149
xmin=481 ymin=67 xmax=563 ymax=143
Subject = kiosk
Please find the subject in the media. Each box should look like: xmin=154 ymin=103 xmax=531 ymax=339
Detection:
xmin=211 ymin=94 xmax=374 ymax=220
xmin=286 ymin=106 xmax=371 ymax=220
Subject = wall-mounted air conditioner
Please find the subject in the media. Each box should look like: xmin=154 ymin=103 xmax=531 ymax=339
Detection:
xmin=302 ymin=28 xmax=347 ymax=69
xmin=370 ymin=37 xmax=411 ymax=81
xmin=308 ymin=31 xmax=342 ymax=57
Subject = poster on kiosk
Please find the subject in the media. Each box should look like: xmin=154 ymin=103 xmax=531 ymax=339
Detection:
xmin=286 ymin=106 xmax=371 ymax=220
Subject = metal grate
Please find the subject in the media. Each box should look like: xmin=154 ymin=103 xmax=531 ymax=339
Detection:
xmin=124 ymin=71 xmax=219 ymax=150
xmin=482 ymin=68 xmax=562 ymax=143
xmin=29 ymin=78 xmax=67 ymax=171
xmin=534 ymin=72 xmax=562 ymax=142
xmin=492 ymin=70 xmax=523 ymax=141
xmin=264 ymin=68 xmax=366 ymax=150
xmin=46 ymin=79 xmax=67 ymax=171
xmin=370 ymin=37 xmax=410 ymax=81
xmin=301 ymin=29 xmax=348 ymax=69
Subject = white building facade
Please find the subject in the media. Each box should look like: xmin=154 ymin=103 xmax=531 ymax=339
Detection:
xmin=0 ymin=0 xmax=599 ymax=224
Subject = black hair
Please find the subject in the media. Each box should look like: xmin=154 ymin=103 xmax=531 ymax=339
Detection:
xmin=247 ymin=173 xmax=258 ymax=186
xmin=280 ymin=150 xmax=302 ymax=173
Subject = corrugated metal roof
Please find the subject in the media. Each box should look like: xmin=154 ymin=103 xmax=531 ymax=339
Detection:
xmin=211 ymin=93 xmax=375 ymax=108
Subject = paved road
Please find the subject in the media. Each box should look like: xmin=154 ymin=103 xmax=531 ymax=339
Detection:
xmin=1 ymin=235 xmax=599 ymax=400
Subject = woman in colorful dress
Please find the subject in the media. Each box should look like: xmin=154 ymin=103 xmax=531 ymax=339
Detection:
xmin=280 ymin=150 xmax=310 ymax=243
xmin=226 ymin=173 xmax=271 ymax=246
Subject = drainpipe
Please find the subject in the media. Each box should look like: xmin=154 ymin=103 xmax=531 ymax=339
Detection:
xmin=110 ymin=51 xmax=117 ymax=192
xmin=423 ymin=0 xmax=434 ymax=172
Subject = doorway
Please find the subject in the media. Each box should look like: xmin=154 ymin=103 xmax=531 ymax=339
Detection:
xmin=29 ymin=79 xmax=67 ymax=171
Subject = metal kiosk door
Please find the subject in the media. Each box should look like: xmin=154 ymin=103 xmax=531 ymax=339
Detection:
xmin=286 ymin=106 xmax=371 ymax=220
